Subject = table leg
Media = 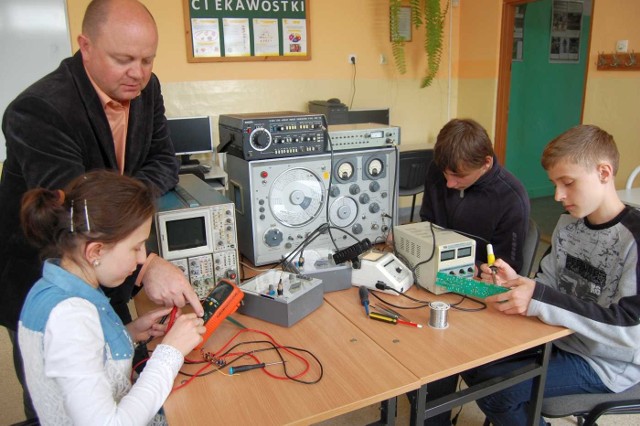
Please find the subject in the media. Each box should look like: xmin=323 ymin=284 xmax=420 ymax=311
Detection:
xmin=526 ymin=341 xmax=551 ymax=426
xmin=405 ymin=343 xmax=552 ymax=426
xmin=370 ymin=397 xmax=398 ymax=426
xmin=407 ymin=388 xmax=426 ymax=425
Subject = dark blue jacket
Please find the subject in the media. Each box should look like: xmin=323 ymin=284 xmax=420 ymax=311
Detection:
xmin=419 ymin=157 xmax=530 ymax=273
xmin=0 ymin=51 xmax=179 ymax=329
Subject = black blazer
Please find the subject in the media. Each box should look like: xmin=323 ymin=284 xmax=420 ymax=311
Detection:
xmin=0 ymin=51 xmax=179 ymax=329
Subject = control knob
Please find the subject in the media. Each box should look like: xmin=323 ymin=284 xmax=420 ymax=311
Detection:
xmin=249 ymin=128 xmax=272 ymax=151
xmin=264 ymin=228 xmax=283 ymax=247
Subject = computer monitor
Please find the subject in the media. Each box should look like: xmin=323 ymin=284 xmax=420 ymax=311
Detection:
xmin=167 ymin=116 xmax=213 ymax=166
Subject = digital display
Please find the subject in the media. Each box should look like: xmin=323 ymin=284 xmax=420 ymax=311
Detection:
xmin=370 ymin=131 xmax=384 ymax=138
xmin=166 ymin=217 xmax=207 ymax=251
xmin=440 ymin=250 xmax=455 ymax=261
xmin=202 ymin=282 xmax=233 ymax=323
xmin=458 ymin=247 xmax=472 ymax=258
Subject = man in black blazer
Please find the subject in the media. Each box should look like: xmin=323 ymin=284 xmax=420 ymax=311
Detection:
xmin=0 ymin=0 xmax=203 ymax=420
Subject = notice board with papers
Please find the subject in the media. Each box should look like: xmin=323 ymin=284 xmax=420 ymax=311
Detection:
xmin=184 ymin=0 xmax=310 ymax=62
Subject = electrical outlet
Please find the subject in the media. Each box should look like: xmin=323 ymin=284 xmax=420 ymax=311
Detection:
xmin=348 ymin=54 xmax=357 ymax=64
xmin=616 ymin=40 xmax=629 ymax=53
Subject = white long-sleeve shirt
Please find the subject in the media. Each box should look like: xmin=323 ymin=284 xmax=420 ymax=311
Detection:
xmin=19 ymin=260 xmax=184 ymax=425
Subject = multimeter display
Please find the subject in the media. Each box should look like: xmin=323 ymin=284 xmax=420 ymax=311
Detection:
xmin=202 ymin=282 xmax=235 ymax=322
xmin=196 ymin=279 xmax=244 ymax=349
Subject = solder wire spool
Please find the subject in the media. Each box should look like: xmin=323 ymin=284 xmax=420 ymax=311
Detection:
xmin=429 ymin=301 xmax=450 ymax=329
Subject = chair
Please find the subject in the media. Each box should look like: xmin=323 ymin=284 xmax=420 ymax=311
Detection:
xmin=541 ymin=382 xmax=640 ymax=426
xmin=626 ymin=165 xmax=640 ymax=189
xmin=519 ymin=218 xmax=541 ymax=277
xmin=398 ymin=149 xmax=433 ymax=223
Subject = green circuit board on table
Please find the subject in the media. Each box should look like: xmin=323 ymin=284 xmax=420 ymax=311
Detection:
xmin=435 ymin=272 xmax=509 ymax=298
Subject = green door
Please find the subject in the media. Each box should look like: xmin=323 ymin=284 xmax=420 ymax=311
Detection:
xmin=505 ymin=0 xmax=591 ymax=198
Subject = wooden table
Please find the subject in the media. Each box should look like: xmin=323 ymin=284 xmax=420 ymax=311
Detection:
xmin=324 ymin=286 xmax=573 ymax=425
xmin=136 ymin=292 xmax=419 ymax=425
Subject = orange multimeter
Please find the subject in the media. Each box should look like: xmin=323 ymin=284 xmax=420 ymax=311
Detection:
xmin=196 ymin=278 xmax=244 ymax=349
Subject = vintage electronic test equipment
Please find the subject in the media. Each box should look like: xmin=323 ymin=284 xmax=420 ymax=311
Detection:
xmin=393 ymin=222 xmax=476 ymax=295
xmin=150 ymin=174 xmax=240 ymax=300
xmin=225 ymin=146 xmax=397 ymax=266
xmin=218 ymin=111 xmax=327 ymax=161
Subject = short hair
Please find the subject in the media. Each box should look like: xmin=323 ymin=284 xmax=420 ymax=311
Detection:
xmin=433 ymin=118 xmax=494 ymax=173
xmin=82 ymin=0 xmax=111 ymax=39
xmin=541 ymin=125 xmax=619 ymax=175
xmin=82 ymin=0 xmax=155 ymax=40
xmin=20 ymin=170 xmax=156 ymax=259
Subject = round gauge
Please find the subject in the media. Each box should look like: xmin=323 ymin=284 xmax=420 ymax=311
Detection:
xmin=249 ymin=128 xmax=272 ymax=151
xmin=268 ymin=168 xmax=325 ymax=227
xmin=328 ymin=196 xmax=358 ymax=227
xmin=367 ymin=158 xmax=384 ymax=177
xmin=336 ymin=161 xmax=355 ymax=181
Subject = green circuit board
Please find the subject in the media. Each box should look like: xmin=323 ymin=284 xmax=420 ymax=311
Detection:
xmin=435 ymin=272 xmax=509 ymax=299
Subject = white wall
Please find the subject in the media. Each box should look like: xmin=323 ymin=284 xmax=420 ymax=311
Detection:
xmin=0 ymin=0 xmax=72 ymax=160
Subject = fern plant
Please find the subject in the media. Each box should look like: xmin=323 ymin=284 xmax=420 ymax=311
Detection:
xmin=390 ymin=0 xmax=407 ymax=74
xmin=390 ymin=0 xmax=450 ymax=88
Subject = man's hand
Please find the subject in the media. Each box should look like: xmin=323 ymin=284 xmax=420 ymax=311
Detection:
xmin=142 ymin=256 xmax=204 ymax=316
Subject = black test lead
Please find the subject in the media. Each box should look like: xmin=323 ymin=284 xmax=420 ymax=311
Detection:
xmin=359 ymin=286 xmax=370 ymax=316
xmin=228 ymin=361 xmax=284 ymax=375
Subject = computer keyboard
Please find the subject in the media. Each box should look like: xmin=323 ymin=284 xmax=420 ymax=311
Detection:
xmin=179 ymin=164 xmax=210 ymax=175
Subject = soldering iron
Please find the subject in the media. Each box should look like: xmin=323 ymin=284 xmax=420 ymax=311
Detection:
xmin=487 ymin=243 xmax=498 ymax=286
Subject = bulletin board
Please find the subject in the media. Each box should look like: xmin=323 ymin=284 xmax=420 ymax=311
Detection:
xmin=184 ymin=0 xmax=310 ymax=62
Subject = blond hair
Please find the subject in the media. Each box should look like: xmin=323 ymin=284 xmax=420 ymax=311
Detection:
xmin=541 ymin=125 xmax=619 ymax=175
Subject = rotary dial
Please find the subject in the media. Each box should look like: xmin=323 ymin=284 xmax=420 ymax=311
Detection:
xmin=328 ymin=196 xmax=358 ymax=228
xmin=249 ymin=128 xmax=272 ymax=151
xmin=268 ymin=167 xmax=325 ymax=227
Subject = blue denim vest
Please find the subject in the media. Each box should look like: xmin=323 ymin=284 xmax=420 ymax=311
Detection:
xmin=20 ymin=259 xmax=134 ymax=360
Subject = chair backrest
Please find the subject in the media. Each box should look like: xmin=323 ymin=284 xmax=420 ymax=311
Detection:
xmin=399 ymin=149 xmax=433 ymax=190
xmin=519 ymin=218 xmax=540 ymax=277
xmin=626 ymin=165 xmax=640 ymax=189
